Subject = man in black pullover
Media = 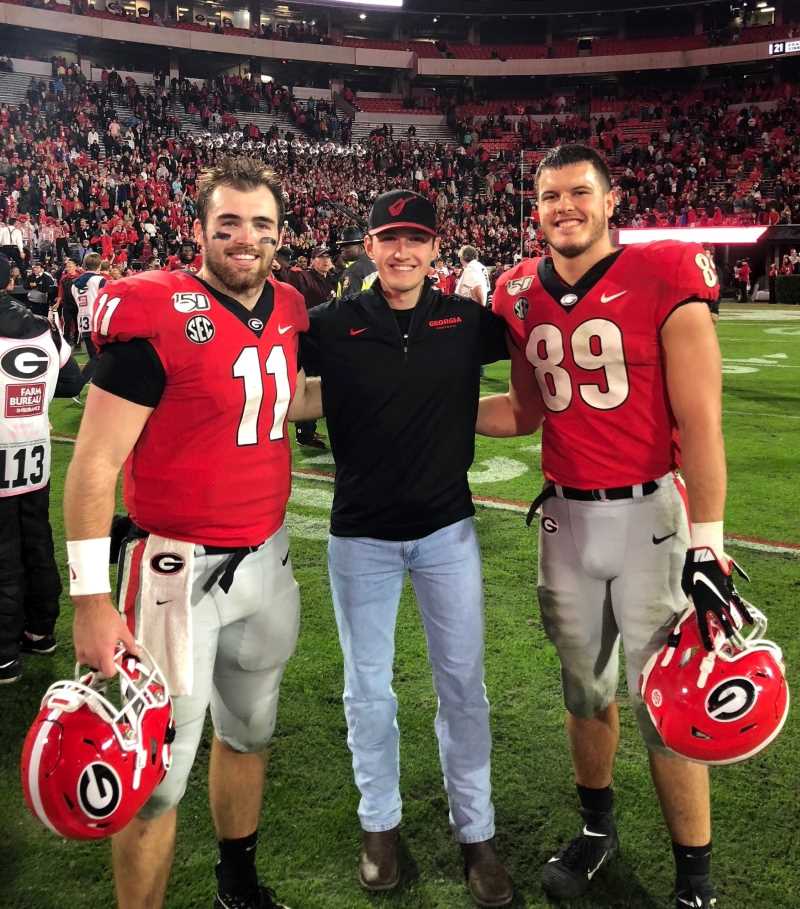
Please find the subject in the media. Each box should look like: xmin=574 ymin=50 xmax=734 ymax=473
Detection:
xmin=301 ymin=191 xmax=541 ymax=908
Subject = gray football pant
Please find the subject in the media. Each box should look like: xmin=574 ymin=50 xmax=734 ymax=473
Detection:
xmin=121 ymin=524 xmax=300 ymax=819
xmin=536 ymin=472 xmax=689 ymax=751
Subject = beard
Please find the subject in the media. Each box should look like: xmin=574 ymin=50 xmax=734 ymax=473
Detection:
xmin=545 ymin=212 xmax=608 ymax=259
xmin=203 ymin=244 xmax=273 ymax=296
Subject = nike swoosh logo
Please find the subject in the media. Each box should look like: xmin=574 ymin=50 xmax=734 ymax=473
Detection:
xmin=281 ymin=550 xmax=289 ymax=566
xmin=586 ymin=851 xmax=608 ymax=880
xmin=278 ymin=325 xmax=292 ymax=335
xmin=600 ymin=290 xmax=627 ymax=304
xmin=693 ymin=572 xmax=729 ymax=603
xmin=582 ymin=826 xmax=610 ymax=838
xmin=349 ymin=327 xmax=368 ymax=336
xmin=652 ymin=532 xmax=677 ymax=545
xmin=155 ymin=599 xmax=171 ymax=606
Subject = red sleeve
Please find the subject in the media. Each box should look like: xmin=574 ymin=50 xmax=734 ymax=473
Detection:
xmin=491 ymin=261 xmax=537 ymax=351
xmin=91 ymin=275 xmax=157 ymax=347
xmin=651 ymin=241 xmax=720 ymax=327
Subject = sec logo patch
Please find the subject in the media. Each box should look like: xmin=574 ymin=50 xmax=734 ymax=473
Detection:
xmin=185 ymin=315 xmax=215 ymax=344
xmin=513 ymin=297 xmax=528 ymax=320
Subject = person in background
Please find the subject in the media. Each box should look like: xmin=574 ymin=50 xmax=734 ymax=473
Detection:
xmin=0 ymin=253 xmax=84 ymax=684
xmin=336 ymin=225 xmax=377 ymax=298
xmin=455 ymin=245 xmax=490 ymax=307
xmin=287 ymin=244 xmax=338 ymax=449
xmin=25 ymin=261 xmax=57 ymax=317
xmin=738 ymin=258 xmax=751 ymax=303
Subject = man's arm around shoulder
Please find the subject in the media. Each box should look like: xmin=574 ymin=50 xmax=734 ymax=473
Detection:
xmin=287 ymin=368 xmax=323 ymax=422
xmin=477 ymin=336 xmax=544 ymax=437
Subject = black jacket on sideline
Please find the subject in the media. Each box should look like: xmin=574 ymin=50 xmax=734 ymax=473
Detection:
xmin=301 ymin=279 xmax=508 ymax=540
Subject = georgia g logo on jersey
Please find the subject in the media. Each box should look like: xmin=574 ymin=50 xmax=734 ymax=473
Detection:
xmin=77 ymin=763 xmax=122 ymax=819
xmin=0 ymin=346 xmax=50 ymax=380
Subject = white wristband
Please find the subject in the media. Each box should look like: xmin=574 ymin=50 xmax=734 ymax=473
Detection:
xmin=67 ymin=538 xmax=112 ymax=597
xmin=690 ymin=521 xmax=724 ymax=555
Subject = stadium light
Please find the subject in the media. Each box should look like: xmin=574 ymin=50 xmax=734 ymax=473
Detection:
xmin=618 ymin=227 xmax=768 ymax=245
xmin=299 ymin=0 xmax=402 ymax=6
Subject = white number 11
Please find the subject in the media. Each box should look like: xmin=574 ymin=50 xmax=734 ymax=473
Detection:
xmin=232 ymin=345 xmax=291 ymax=446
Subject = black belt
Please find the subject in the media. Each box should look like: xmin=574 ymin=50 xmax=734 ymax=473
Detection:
xmin=525 ymin=480 xmax=660 ymax=526
xmin=114 ymin=515 xmax=261 ymax=595
xmin=202 ymin=545 xmax=261 ymax=595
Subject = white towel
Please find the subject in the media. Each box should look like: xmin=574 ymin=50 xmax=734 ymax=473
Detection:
xmin=138 ymin=535 xmax=195 ymax=697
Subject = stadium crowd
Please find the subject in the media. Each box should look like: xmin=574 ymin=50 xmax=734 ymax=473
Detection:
xmin=1 ymin=64 xmax=798 ymax=301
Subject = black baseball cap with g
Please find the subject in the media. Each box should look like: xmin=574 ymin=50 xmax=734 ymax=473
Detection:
xmin=368 ymin=190 xmax=437 ymax=237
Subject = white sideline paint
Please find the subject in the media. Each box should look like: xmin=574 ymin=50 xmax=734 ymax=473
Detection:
xmin=720 ymin=309 xmax=800 ymax=322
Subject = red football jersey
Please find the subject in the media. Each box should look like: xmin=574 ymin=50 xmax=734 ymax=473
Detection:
xmin=93 ymin=270 xmax=308 ymax=546
xmin=493 ymin=241 xmax=720 ymax=489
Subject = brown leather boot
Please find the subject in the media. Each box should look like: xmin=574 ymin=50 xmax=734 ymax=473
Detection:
xmin=358 ymin=827 xmax=400 ymax=891
xmin=461 ymin=839 xmax=513 ymax=907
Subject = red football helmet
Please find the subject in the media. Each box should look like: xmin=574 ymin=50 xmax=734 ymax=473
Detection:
xmin=641 ymin=605 xmax=789 ymax=765
xmin=21 ymin=646 xmax=174 ymax=839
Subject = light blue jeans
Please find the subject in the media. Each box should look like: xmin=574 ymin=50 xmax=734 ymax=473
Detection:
xmin=328 ymin=517 xmax=495 ymax=843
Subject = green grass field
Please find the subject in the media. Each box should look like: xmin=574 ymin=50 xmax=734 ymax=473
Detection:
xmin=3 ymin=304 xmax=799 ymax=909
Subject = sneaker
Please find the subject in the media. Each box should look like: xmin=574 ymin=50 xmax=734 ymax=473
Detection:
xmin=21 ymin=632 xmax=57 ymax=655
xmin=676 ymin=875 xmax=718 ymax=908
xmin=213 ymin=884 xmax=290 ymax=909
xmin=541 ymin=817 xmax=619 ymax=900
xmin=0 ymin=658 xmax=22 ymax=684
xmin=296 ymin=433 xmax=326 ymax=450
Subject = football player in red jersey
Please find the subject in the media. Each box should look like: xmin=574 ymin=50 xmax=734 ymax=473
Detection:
xmin=63 ymin=157 xmax=320 ymax=909
xmin=480 ymin=145 xmax=743 ymax=909
xmin=164 ymin=239 xmax=203 ymax=273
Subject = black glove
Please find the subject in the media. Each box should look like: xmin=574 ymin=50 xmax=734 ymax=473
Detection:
xmin=681 ymin=547 xmax=754 ymax=650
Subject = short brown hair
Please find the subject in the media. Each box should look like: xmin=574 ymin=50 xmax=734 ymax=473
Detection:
xmin=535 ymin=143 xmax=613 ymax=193
xmin=195 ymin=156 xmax=284 ymax=230
xmin=83 ymin=252 xmax=102 ymax=271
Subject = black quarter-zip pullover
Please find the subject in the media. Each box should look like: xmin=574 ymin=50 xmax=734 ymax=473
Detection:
xmin=300 ymin=279 xmax=508 ymax=540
